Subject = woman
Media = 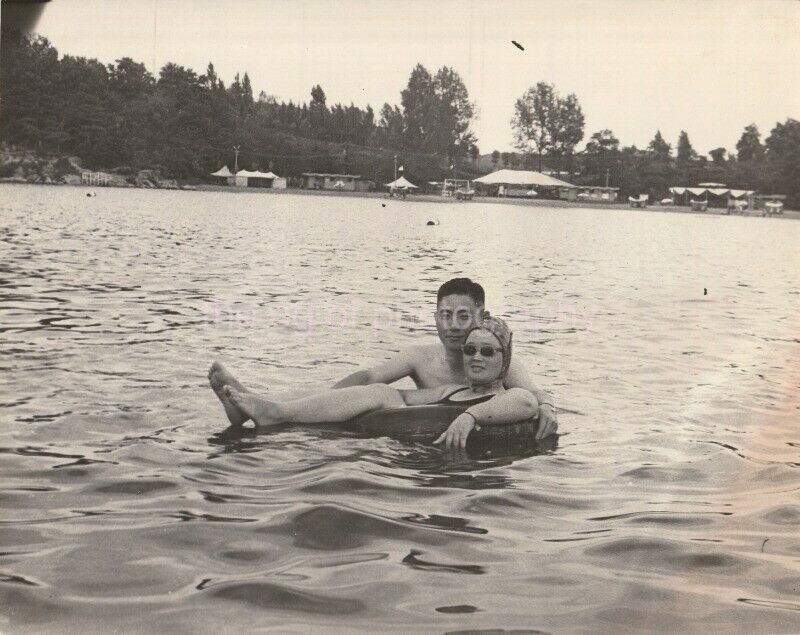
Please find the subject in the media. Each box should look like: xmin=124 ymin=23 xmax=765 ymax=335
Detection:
xmin=220 ymin=316 xmax=538 ymax=449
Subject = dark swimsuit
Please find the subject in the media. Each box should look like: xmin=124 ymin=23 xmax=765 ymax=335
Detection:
xmin=436 ymin=387 xmax=497 ymax=407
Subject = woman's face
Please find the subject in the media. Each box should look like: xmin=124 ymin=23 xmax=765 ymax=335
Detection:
xmin=463 ymin=329 xmax=504 ymax=385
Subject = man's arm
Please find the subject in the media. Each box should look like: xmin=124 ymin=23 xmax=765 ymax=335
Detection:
xmin=503 ymin=358 xmax=558 ymax=439
xmin=332 ymin=349 xmax=416 ymax=389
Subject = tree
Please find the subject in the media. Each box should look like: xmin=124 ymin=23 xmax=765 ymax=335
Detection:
xmin=400 ymin=64 xmax=476 ymax=160
xmin=377 ymin=102 xmax=404 ymax=149
xmin=736 ymin=123 xmax=764 ymax=162
xmin=585 ymin=129 xmax=619 ymax=154
xmin=0 ymin=35 xmax=61 ymax=149
xmin=501 ymin=152 xmax=510 ymax=167
xmin=310 ymin=84 xmax=326 ymax=107
xmin=676 ymin=130 xmax=697 ymax=164
xmin=511 ymin=82 xmax=556 ymax=170
xmin=308 ymin=84 xmax=327 ymax=138
xmin=511 ymin=81 xmax=584 ymax=171
xmin=491 ymin=150 xmax=500 ymax=167
xmin=108 ymin=57 xmax=154 ymax=101
xmin=709 ymin=147 xmax=726 ymax=164
xmin=107 ymin=57 xmax=157 ymax=167
xmin=240 ymin=72 xmax=253 ymax=111
xmin=432 ymin=66 xmax=476 ymax=161
xmin=400 ymin=64 xmax=437 ymax=151
xmin=584 ymin=129 xmax=620 ymax=184
xmin=469 ymin=144 xmax=479 ymax=163
xmin=765 ymin=118 xmax=800 ymax=206
xmin=550 ymin=92 xmax=585 ymax=171
xmin=648 ymin=130 xmax=671 ymax=157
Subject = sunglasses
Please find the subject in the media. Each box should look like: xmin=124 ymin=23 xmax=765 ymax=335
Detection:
xmin=462 ymin=343 xmax=503 ymax=358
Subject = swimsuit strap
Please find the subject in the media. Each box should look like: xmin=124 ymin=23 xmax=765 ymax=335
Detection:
xmin=440 ymin=386 xmax=472 ymax=401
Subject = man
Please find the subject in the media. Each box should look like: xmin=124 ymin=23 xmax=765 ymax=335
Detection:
xmin=332 ymin=278 xmax=558 ymax=439
xmin=210 ymin=277 xmax=558 ymax=439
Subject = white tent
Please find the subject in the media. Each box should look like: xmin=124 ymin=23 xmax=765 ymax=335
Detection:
xmin=385 ymin=176 xmax=418 ymax=189
xmin=210 ymin=165 xmax=232 ymax=177
xmin=236 ymin=169 xmax=273 ymax=178
xmin=670 ymin=186 xmax=754 ymax=197
xmin=474 ymin=168 xmax=574 ymax=187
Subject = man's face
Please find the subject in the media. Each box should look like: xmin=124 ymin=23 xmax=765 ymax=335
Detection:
xmin=435 ymin=294 xmax=484 ymax=351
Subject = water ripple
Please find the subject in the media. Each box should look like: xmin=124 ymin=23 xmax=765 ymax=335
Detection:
xmin=1 ymin=186 xmax=799 ymax=632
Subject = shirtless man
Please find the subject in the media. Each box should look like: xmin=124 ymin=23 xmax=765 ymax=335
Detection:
xmin=209 ymin=277 xmax=558 ymax=439
xmin=331 ymin=277 xmax=557 ymax=439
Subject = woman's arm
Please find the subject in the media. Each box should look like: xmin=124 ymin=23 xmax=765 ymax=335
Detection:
xmin=399 ymin=384 xmax=460 ymax=407
xmin=434 ymin=388 xmax=539 ymax=449
xmin=504 ymin=359 xmax=558 ymax=440
xmin=466 ymin=388 xmax=539 ymax=426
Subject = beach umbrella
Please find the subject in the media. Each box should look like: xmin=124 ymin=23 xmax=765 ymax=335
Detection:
xmin=385 ymin=176 xmax=418 ymax=189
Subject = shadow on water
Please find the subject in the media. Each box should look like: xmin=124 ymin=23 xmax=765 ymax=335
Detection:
xmin=206 ymin=422 xmax=559 ymax=487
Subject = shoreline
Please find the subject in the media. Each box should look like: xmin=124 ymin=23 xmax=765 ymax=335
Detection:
xmin=3 ymin=180 xmax=798 ymax=220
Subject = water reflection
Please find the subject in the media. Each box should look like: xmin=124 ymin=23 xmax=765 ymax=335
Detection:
xmin=207 ymin=422 xmax=558 ymax=480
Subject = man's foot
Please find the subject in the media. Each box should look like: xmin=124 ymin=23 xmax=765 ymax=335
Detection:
xmin=208 ymin=361 xmax=249 ymax=426
xmin=224 ymin=386 xmax=286 ymax=428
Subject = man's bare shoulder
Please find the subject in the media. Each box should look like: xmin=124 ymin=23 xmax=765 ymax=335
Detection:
xmin=402 ymin=342 xmax=443 ymax=361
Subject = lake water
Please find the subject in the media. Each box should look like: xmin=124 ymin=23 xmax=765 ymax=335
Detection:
xmin=1 ymin=184 xmax=799 ymax=633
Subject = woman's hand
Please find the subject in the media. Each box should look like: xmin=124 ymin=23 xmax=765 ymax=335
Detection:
xmin=433 ymin=413 xmax=479 ymax=450
xmin=536 ymin=403 xmax=558 ymax=440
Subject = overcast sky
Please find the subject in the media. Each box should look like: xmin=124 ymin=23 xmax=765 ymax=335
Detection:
xmin=32 ymin=0 xmax=799 ymax=155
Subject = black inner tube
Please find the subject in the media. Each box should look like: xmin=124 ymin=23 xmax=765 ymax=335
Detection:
xmin=348 ymin=404 xmax=538 ymax=449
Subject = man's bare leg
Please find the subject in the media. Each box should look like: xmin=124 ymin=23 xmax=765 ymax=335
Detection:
xmin=208 ymin=361 xmax=250 ymax=426
xmin=224 ymin=383 xmax=404 ymax=428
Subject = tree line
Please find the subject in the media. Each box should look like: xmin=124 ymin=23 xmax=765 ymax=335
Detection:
xmin=506 ymin=81 xmax=799 ymax=206
xmin=574 ymin=121 xmax=799 ymax=206
xmin=1 ymin=32 xmax=797 ymax=206
xmin=0 ymin=34 xmax=476 ymax=183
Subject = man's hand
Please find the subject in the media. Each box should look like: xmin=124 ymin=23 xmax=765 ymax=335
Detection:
xmin=433 ymin=413 xmax=478 ymax=450
xmin=536 ymin=404 xmax=558 ymax=440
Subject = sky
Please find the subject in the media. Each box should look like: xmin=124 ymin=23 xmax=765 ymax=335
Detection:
xmin=29 ymin=0 xmax=800 ymax=156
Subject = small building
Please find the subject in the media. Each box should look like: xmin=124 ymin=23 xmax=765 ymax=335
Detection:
xmin=559 ymin=186 xmax=620 ymax=203
xmin=442 ymin=178 xmax=474 ymax=198
xmin=669 ymin=186 xmax=755 ymax=209
xmin=474 ymin=169 xmax=574 ymax=198
xmin=753 ymin=194 xmax=786 ymax=211
xmin=223 ymin=169 xmax=285 ymax=188
xmin=301 ymin=173 xmax=361 ymax=191
xmin=81 ymin=171 xmax=111 ymax=186
xmin=425 ymin=181 xmax=442 ymax=195
xmin=231 ymin=170 xmax=269 ymax=188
